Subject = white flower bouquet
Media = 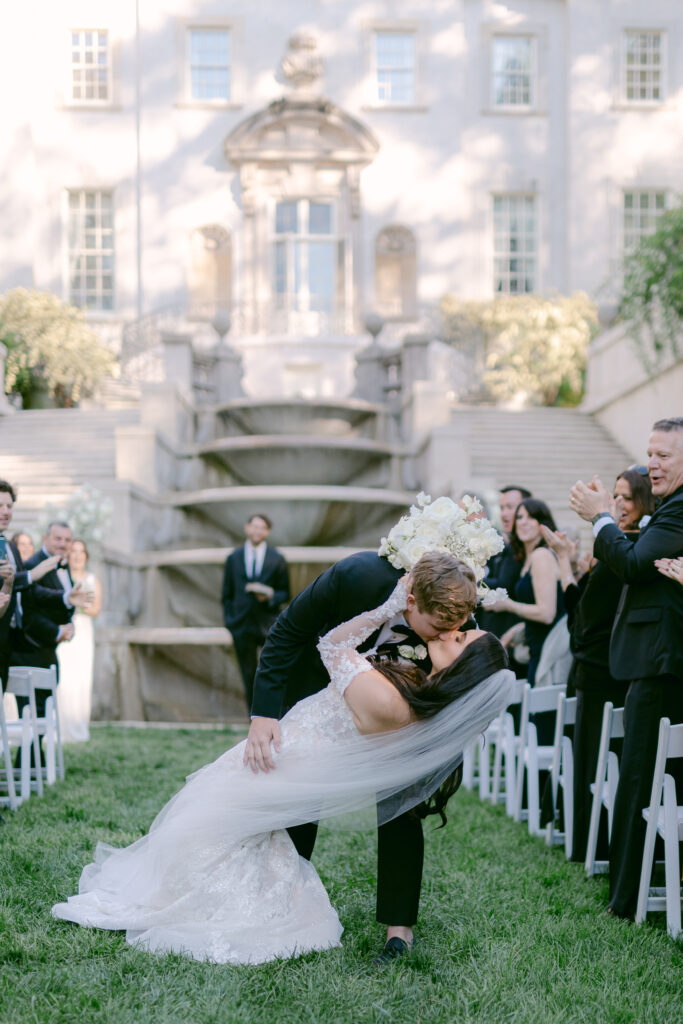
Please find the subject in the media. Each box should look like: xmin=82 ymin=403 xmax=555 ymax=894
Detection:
xmin=378 ymin=492 xmax=508 ymax=606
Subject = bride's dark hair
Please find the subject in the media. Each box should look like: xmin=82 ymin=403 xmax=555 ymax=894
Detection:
xmin=370 ymin=634 xmax=508 ymax=826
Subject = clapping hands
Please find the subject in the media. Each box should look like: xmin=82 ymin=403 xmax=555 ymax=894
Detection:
xmin=655 ymin=557 xmax=683 ymax=585
xmin=569 ymin=476 xmax=614 ymax=522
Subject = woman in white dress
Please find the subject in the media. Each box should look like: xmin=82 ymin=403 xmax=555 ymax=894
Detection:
xmin=52 ymin=578 xmax=513 ymax=964
xmin=57 ymin=539 xmax=102 ymax=742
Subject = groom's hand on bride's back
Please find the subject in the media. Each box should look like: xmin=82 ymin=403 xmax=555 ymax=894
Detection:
xmin=244 ymin=717 xmax=281 ymax=773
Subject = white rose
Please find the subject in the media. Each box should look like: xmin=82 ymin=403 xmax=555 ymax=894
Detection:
xmin=402 ymin=536 xmax=432 ymax=566
xmin=397 ymin=645 xmax=414 ymax=659
xmin=414 ymin=645 xmax=428 ymax=660
xmin=422 ymin=497 xmax=459 ymax=525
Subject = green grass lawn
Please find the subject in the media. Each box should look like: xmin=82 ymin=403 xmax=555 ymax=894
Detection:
xmin=2 ymin=726 xmax=682 ymax=1024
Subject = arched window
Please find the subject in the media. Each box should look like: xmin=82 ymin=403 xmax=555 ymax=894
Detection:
xmin=375 ymin=226 xmax=417 ymax=319
xmin=188 ymin=225 xmax=231 ymax=316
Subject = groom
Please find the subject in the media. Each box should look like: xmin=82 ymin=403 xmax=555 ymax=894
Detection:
xmin=244 ymin=548 xmax=478 ymax=964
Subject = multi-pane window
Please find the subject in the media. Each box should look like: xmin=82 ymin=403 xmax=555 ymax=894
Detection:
xmin=188 ymin=28 xmax=230 ymax=101
xmin=273 ymin=199 xmax=343 ymax=319
xmin=68 ymin=191 xmax=114 ymax=311
xmin=623 ymin=31 xmax=664 ymax=103
xmin=492 ymin=36 xmax=534 ymax=107
xmin=493 ymin=195 xmax=537 ymax=294
xmin=375 ymin=32 xmax=415 ymax=104
xmin=623 ymin=191 xmax=666 ymax=251
xmin=70 ymin=30 xmax=110 ymax=102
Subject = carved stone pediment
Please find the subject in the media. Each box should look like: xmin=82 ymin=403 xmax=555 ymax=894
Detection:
xmin=224 ymin=97 xmax=379 ymax=168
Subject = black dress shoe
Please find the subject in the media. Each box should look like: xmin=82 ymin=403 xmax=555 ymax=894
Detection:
xmin=372 ymin=937 xmax=413 ymax=966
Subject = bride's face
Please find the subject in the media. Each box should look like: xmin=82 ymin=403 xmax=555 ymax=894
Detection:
xmin=427 ymin=629 xmax=486 ymax=673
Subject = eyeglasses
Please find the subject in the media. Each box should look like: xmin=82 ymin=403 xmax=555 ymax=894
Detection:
xmin=627 ymin=464 xmax=649 ymax=476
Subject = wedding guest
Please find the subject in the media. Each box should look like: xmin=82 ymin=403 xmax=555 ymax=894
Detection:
xmin=222 ymin=514 xmax=290 ymax=710
xmin=655 ymin=555 xmax=683 ymax=584
xmin=487 ymin=498 xmax=564 ymax=686
xmin=57 ymin=539 xmax=102 ymax=742
xmin=0 ymin=482 xmax=68 ymax=687
xmin=539 ymin=465 xmax=654 ymax=862
xmin=570 ymin=417 xmax=683 ymax=919
xmin=478 ymin=487 xmax=532 ymax=684
xmin=12 ymin=521 xmax=77 ymax=723
xmin=11 ymin=532 xmax=34 ymax=563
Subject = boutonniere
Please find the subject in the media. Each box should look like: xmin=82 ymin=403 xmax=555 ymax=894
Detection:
xmin=397 ymin=644 xmax=428 ymax=662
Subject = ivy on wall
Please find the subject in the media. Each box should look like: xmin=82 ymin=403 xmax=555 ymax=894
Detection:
xmin=619 ymin=201 xmax=683 ymax=373
xmin=440 ymin=292 xmax=597 ymax=407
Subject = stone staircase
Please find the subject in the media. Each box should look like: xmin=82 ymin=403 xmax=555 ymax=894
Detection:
xmin=452 ymin=407 xmax=635 ymax=541
xmin=0 ymin=407 xmax=140 ymax=536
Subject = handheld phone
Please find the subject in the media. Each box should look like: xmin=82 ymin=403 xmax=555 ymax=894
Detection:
xmin=0 ymin=536 xmax=6 ymax=560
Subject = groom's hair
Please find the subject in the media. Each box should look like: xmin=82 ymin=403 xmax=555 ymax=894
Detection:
xmin=410 ymin=552 xmax=478 ymax=625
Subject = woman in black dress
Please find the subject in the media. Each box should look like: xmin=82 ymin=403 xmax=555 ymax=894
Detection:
xmin=488 ymin=498 xmax=565 ymax=686
xmin=541 ymin=467 xmax=655 ymax=862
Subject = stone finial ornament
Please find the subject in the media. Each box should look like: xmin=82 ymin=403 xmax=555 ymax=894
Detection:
xmin=281 ymin=32 xmax=324 ymax=92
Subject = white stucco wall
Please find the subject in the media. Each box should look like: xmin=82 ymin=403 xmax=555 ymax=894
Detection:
xmin=1 ymin=1 xmax=681 ymax=345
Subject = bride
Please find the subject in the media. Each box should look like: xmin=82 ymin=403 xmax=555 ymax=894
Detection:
xmin=52 ymin=575 xmax=513 ymax=965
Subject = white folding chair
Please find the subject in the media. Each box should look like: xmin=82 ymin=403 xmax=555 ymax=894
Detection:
xmin=636 ymin=718 xmax=683 ymax=939
xmin=546 ymin=693 xmax=578 ymax=857
xmin=491 ymin=679 xmax=525 ymax=815
xmin=462 ymin=679 xmax=524 ymax=804
xmin=585 ymin=702 xmax=625 ymax=876
xmin=0 ymin=683 xmax=34 ymax=808
xmin=514 ymin=683 xmax=566 ymax=836
xmin=6 ymin=666 xmax=64 ymax=793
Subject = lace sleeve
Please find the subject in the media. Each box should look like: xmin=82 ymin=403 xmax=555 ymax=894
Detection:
xmin=317 ymin=579 xmax=409 ymax=695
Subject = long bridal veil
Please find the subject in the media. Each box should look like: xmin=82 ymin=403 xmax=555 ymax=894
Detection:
xmin=84 ymin=666 xmax=514 ymax=877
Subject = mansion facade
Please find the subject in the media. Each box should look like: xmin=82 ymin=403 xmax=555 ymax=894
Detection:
xmin=1 ymin=0 xmax=682 ymax=394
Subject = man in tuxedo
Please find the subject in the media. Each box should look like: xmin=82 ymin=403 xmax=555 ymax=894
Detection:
xmin=0 ymin=482 xmax=68 ymax=688
xmin=570 ymin=416 xmax=683 ymax=919
xmin=222 ymin=514 xmax=290 ymax=710
xmin=244 ymin=548 xmax=478 ymax=964
xmin=13 ymin=520 xmax=79 ymax=719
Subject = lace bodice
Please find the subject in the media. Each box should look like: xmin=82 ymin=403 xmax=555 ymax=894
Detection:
xmin=316 ymin=579 xmax=410 ymax=695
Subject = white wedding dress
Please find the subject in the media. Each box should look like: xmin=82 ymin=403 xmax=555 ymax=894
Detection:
xmin=56 ymin=572 xmax=98 ymax=742
xmin=52 ymin=585 xmax=513 ymax=964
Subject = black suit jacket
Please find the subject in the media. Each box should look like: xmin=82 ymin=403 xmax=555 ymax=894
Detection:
xmin=0 ymin=543 xmax=71 ymax=681
xmin=593 ymin=485 xmax=683 ymax=681
xmin=222 ymin=544 xmax=290 ymax=640
xmin=251 ymin=551 xmax=404 ymax=719
xmin=13 ymin=549 xmax=74 ymax=669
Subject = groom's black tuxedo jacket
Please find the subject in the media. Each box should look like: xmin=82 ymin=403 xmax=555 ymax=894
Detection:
xmin=251 ymin=551 xmax=407 ymax=718
xmin=593 ymin=484 xmax=683 ymax=682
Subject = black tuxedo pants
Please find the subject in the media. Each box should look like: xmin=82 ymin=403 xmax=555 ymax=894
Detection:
xmin=571 ymin=681 xmax=628 ymax=864
xmin=608 ymin=675 xmax=683 ymax=918
xmin=288 ymin=810 xmax=424 ymax=926
xmin=231 ymin=633 xmax=261 ymax=711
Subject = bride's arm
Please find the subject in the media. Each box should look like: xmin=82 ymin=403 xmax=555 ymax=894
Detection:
xmin=316 ymin=577 xmax=409 ymax=692
xmin=317 ymin=579 xmax=413 ymax=733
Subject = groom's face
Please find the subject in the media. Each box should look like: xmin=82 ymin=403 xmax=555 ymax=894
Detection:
xmin=404 ymin=594 xmax=465 ymax=641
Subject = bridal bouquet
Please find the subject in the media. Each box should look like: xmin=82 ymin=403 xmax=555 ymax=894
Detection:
xmin=378 ymin=492 xmax=507 ymax=606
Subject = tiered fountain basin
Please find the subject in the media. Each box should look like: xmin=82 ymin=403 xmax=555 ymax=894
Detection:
xmin=166 ymin=485 xmax=414 ymax=547
xmin=187 ymin=435 xmax=409 ymax=487
xmin=204 ymin=397 xmax=390 ymax=440
xmin=96 ymin=546 xmax=365 ymax=722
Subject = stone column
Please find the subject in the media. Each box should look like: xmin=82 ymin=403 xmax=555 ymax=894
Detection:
xmin=162 ymin=332 xmax=194 ymax=396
